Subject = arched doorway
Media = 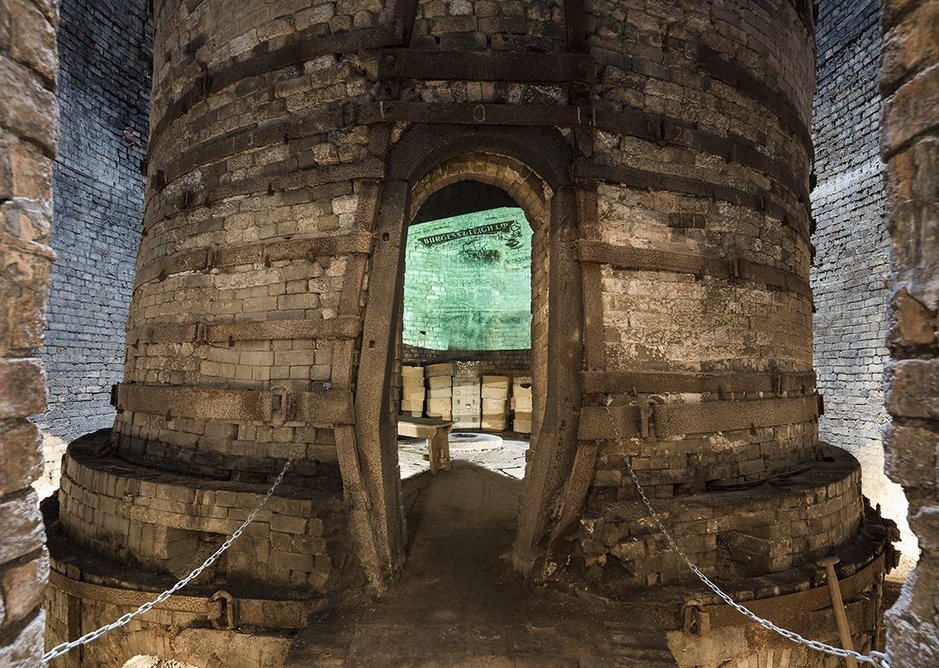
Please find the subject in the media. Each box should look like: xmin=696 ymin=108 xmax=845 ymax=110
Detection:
xmin=352 ymin=126 xmax=585 ymax=583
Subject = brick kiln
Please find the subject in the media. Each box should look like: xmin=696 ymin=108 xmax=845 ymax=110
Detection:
xmin=44 ymin=0 xmax=896 ymax=665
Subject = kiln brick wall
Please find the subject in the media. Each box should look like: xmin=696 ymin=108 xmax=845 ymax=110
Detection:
xmin=880 ymin=0 xmax=939 ymax=663
xmin=0 ymin=0 xmax=59 ymax=662
xmin=811 ymin=0 xmax=914 ymax=562
xmin=33 ymin=0 xmax=152 ymax=492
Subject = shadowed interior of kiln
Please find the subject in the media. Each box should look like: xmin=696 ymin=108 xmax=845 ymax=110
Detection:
xmin=394 ymin=180 xmax=536 ymax=481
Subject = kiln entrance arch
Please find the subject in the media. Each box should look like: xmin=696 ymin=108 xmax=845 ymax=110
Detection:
xmin=353 ymin=127 xmax=585 ymax=583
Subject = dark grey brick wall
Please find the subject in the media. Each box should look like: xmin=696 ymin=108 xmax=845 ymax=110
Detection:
xmin=812 ymin=0 xmax=915 ymax=565
xmin=34 ymin=0 xmax=152 ymax=489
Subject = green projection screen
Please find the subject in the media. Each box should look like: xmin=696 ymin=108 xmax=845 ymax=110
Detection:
xmin=403 ymin=207 xmax=532 ymax=351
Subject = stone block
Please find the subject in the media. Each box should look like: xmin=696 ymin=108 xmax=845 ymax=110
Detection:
xmin=885 ymin=421 xmax=938 ymax=491
xmin=0 ymin=549 xmax=48 ymax=625
xmin=0 ymin=609 xmax=44 ymax=666
xmin=910 ymin=505 xmax=939 ymax=554
xmin=881 ymin=0 xmax=939 ymax=89
xmin=0 ymin=490 xmax=44 ymax=565
xmin=884 ymin=64 xmax=939 ymax=157
xmin=890 ymin=288 xmax=937 ymax=348
xmin=0 ymin=421 xmax=42 ymax=495
xmin=270 ymin=513 xmax=307 ymax=534
xmin=719 ymin=530 xmax=793 ymax=574
xmin=0 ymin=54 xmax=57 ymax=154
xmin=7 ymin=0 xmax=56 ymax=82
xmin=887 ymin=359 xmax=939 ymax=418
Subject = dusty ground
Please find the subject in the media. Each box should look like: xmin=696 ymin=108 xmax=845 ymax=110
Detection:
xmin=397 ymin=433 xmax=528 ymax=479
xmin=285 ymin=436 xmax=906 ymax=667
xmin=285 ymin=458 xmax=676 ymax=667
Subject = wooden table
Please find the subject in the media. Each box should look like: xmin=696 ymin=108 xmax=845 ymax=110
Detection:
xmin=397 ymin=416 xmax=453 ymax=474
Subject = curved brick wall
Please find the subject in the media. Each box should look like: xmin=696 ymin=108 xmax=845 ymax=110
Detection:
xmin=578 ymin=0 xmax=820 ymax=507
xmin=117 ymin=0 xmax=820 ymax=486
xmin=58 ymin=433 xmax=353 ymax=594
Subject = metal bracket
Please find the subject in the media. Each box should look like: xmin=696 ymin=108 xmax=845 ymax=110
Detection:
xmin=268 ymin=387 xmax=289 ymax=426
xmin=682 ymin=603 xmax=710 ymax=635
xmin=639 ymin=396 xmax=666 ymax=439
xmin=210 ymin=590 xmax=236 ymax=630
xmin=639 ymin=401 xmax=653 ymax=439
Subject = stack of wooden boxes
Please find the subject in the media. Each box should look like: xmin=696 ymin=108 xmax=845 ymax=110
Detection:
xmin=511 ymin=376 xmax=533 ymax=434
xmin=424 ymin=362 xmax=453 ymax=420
xmin=451 ymin=362 xmax=482 ymax=428
xmin=481 ymin=375 xmax=510 ymax=431
xmin=400 ymin=365 xmax=425 ymax=417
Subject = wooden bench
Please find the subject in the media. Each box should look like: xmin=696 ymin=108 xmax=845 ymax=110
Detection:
xmin=397 ymin=416 xmax=453 ymax=474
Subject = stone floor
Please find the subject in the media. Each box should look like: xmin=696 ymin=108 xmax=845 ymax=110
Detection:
xmin=285 ymin=457 xmax=678 ymax=667
xmin=397 ymin=432 xmax=529 ymax=480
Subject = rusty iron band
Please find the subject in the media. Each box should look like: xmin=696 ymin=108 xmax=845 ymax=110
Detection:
xmin=114 ymin=383 xmax=354 ymax=426
xmin=149 ymin=26 xmax=400 ymax=155
xmin=133 ymin=231 xmax=373 ymax=292
xmin=685 ymin=552 xmax=886 ymax=633
xmin=150 ymin=99 xmax=807 ymax=227
xmin=575 ymin=161 xmax=811 ymax=242
xmin=582 ymin=369 xmax=816 ymax=396
xmin=126 ymin=316 xmax=361 ymax=347
xmin=143 ymin=160 xmax=384 ymax=233
xmin=579 ymin=394 xmax=820 ymax=441
xmin=575 ymin=239 xmax=812 ymax=299
xmin=49 ymin=569 xmax=318 ymax=630
xmin=695 ymin=44 xmax=813 ymax=156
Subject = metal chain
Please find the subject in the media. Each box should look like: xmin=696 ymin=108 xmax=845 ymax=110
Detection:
xmin=604 ymin=402 xmax=892 ymax=668
xmin=41 ymin=448 xmax=300 ymax=665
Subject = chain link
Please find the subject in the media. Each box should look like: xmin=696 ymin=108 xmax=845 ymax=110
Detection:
xmin=604 ymin=402 xmax=892 ymax=668
xmin=41 ymin=447 xmax=301 ymax=666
